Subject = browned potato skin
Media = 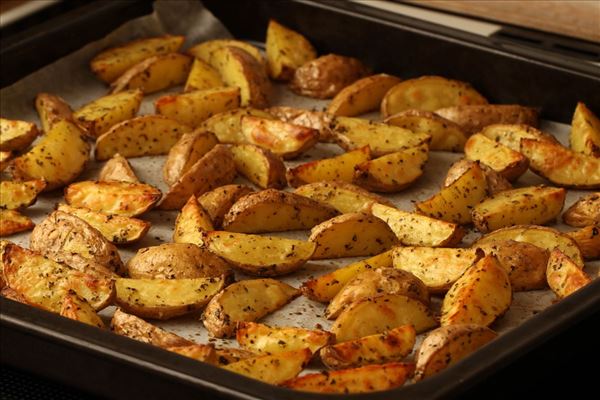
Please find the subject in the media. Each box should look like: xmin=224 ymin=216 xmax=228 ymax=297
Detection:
xmin=99 ymin=153 xmax=139 ymax=183
xmin=567 ymin=225 xmax=600 ymax=260
xmin=126 ymin=243 xmax=232 ymax=281
xmin=435 ymin=105 xmax=539 ymax=135
xmin=289 ymin=54 xmax=370 ymax=99
xmin=35 ymin=93 xmax=75 ymax=132
xmin=0 ymin=119 xmax=39 ymax=152
xmin=162 ymin=130 xmax=218 ymax=187
xmin=198 ymin=184 xmax=255 ymax=228
xmin=563 ymin=193 xmax=600 ymax=227
xmin=166 ymin=344 xmax=218 ymax=365
xmin=444 ymin=159 xmax=512 ymax=194
xmin=267 ymin=106 xmax=335 ymax=142
xmin=1 ymin=286 xmax=29 ymax=303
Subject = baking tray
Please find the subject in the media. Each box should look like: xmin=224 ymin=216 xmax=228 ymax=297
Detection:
xmin=1 ymin=1 xmax=600 ymax=399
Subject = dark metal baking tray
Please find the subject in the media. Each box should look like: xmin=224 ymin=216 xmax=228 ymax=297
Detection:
xmin=1 ymin=1 xmax=600 ymax=399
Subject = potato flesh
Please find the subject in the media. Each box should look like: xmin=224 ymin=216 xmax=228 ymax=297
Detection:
xmin=230 ymin=144 xmax=287 ymax=189
xmin=479 ymin=123 xmax=557 ymax=151
xmin=236 ymin=322 xmax=332 ymax=355
xmin=570 ymin=102 xmax=600 ymax=157
xmin=0 ymin=118 xmax=38 ymax=151
xmin=173 ymin=195 xmax=213 ymax=245
xmin=546 ymin=249 xmax=592 ymax=299
xmin=201 ymin=108 xmax=273 ymax=144
xmin=266 ymin=19 xmax=316 ymax=80
xmin=188 ymin=39 xmax=266 ymax=69
xmin=0 ymin=180 xmax=45 ymax=210
xmin=567 ymin=225 xmax=600 ymax=260
xmin=99 ymin=153 xmax=139 ymax=183
xmin=224 ymin=349 xmax=310 ymax=385
xmin=162 ymin=131 xmax=219 ymax=187
xmin=327 ymin=73 xmax=402 ymax=117
xmin=35 ymin=93 xmax=74 ymax=133
xmin=294 ymin=181 xmax=394 ymax=214
xmin=563 ymin=193 xmax=600 ymax=227
xmin=184 ymin=58 xmax=223 ymax=92
xmin=241 ymin=116 xmax=317 ymax=159
xmin=267 ymin=106 xmax=334 ymax=142
xmin=111 ymin=309 xmax=193 ymax=348
xmin=444 ymin=159 xmax=512 ymax=195
xmin=0 ymin=210 xmax=34 ymax=237
xmin=198 ymin=184 xmax=254 ymax=228
xmin=464 ymin=133 xmax=528 ymax=181
xmin=60 ymin=293 xmax=105 ymax=328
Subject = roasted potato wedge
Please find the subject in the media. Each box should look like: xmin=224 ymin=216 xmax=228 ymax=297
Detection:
xmin=202 ymin=278 xmax=300 ymax=338
xmin=241 ymin=116 xmax=318 ymax=159
xmin=173 ymin=195 xmax=214 ymax=245
xmin=198 ymin=184 xmax=254 ymax=228
xmin=35 ymin=93 xmax=75 ymax=133
xmin=435 ymin=104 xmax=539 ymax=135
xmin=184 ymin=58 xmax=223 ymax=92
xmin=237 ymin=322 xmax=333 ymax=355
xmin=213 ymin=347 xmax=256 ymax=366
xmin=0 ymin=151 xmax=12 ymax=172
xmin=546 ymin=249 xmax=591 ymax=299
xmin=444 ymin=159 xmax=512 ymax=195
xmin=10 ymin=119 xmax=89 ymax=191
xmin=0 ymin=180 xmax=46 ymax=210
xmin=65 ymin=180 xmax=161 ymax=217
xmin=267 ymin=106 xmax=334 ymax=142
xmin=60 ymin=292 xmax=105 ymax=328
xmin=111 ymin=308 xmax=193 ymax=348
xmin=294 ymin=181 xmax=394 ymax=214
xmin=224 ymin=348 xmax=311 ymax=385
xmin=0 ymin=210 xmax=34 ymax=237
xmin=566 ymin=225 xmax=600 ymax=260
xmin=464 ymin=133 xmax=529 ymax=181
xmin=98 ymin=153 xmax=138 ymax=183
xmin=563 ymin=193 xmax=600 ymax=227
xmin=0 ymin=118 xmax=38 ymax=151
xmin=479 ymin=123 xmax=558 ymax=151
xmin=230 ymin=144 xmax=287 ymax=189
xmin=95 ymin=115 xmax=191 ymax=161
xmin=162 ymin=130 xmax=219 ymax=187
xmin=570 ymin=102 xmax=600 ymax=157
xmin=381 ymin=76 xmax=487 ymax=117
xmin=440 ymin=255 xmax=512 ymax=327
xmin=188 ymin=39 xmax=266 ymax=70
xmin=266 ymin=19 xmax=316 ymax=81
xmin=167 ymin=344 xmax=218 ymax=365
xmin=414 ymin=324 xmax=497 ymax=381
xmin=327 ymin=74 xmax=402 ymax=117
xmin=201 ymin=108 xmax=273 ymax=144
xmin=222 ymin=189 xmax=337 ymax=233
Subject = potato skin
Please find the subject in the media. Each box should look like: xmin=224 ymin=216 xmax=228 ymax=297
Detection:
xmin=162 ymin=131 xmax=218 ymax=187
xmin=435 ymin=104 xmax=539 ymax=135
xmin=546 ymin=249 xmax=591 ymax=299
xmin=563 ymin=193 xmax=600 ymax=227
xmin=99 ymin=153 xmax=139 ymax=183
xmin=0 ymin=118 xmax=39 ymax=152
xmin=464 ymin=133 xmax=529 ymax=181
xmin=566 ymin=225 xmax=600 ymax=260
xmin=198 ymin=184 xmax=255 ymax=228
xmin=327 ymin=73 xmax=402 ymax=117
xmin=111 ymin=308 xmax=193 ymax=348
xmin=444 ymin=159 xmax=512 ymax=195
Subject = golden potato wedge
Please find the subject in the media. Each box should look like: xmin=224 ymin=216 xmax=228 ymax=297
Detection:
xmin=188 ymin=39 xmax=266 ymax=70
xmin=472 ymin=186 xmax=566 ymax=232
xmin=35 ymin=93 xmax=75 ymax=133
xmin=464 ymin=133 xmax=529 ymax=181
xmin=320 ymin=325 xmax=415 ymax=370
xmin=197 ymin=184 xmax=254 ymax=228
xmin=65 ymin=180 xmax=161 ymax=217
xmin=392 ymin=247 xmax=481 ymax=294
xmin=1 ymin=286 xmax=28 ymax=303
xmin=294 ymin=181 xmax=394 ymax=214
xmin=283 ymin=362 xmax=414 ymax=393
xmin=441 ymin=255 xmax=512 ymax=327
xmin=205 ymin=231 xmax=315 ymax=276
xmin=60 ymin=292 xmax=105 ymax=328
xmin=111 ymin=308 xmax=193 ymax=348
xmin=110 ymin=53 xmax=193 ymax=94
xmin=479 ymin=123 xmax=558 ymax=151
xmin=0 ymin=210 xmax=34 ymax=237
xmin=266 ymin=19 xmax=316 ymax=81
xmin=213 ymin=347 xmax=256 ymax=366
xmin=570 ymin=102 xmax=600 ymax=157
xmin=222 ymin=189 xmax=337 ymax=233
xmin=385 ymin=110 xmax=467 ymax=152
xmin=236 ymin=322 xmax=333 ymax=355
xmin=94 ymin=115 xmax=191 ymax=161
xmin=332 ymin=116 xmax=431 ymax=157
xmin=416 ymin=161 xmax=487 ymax=224
xmin=327 ymin=74 xmax=402 ymax=117
xmin=444 ymin=159 xmax=512 ymax=195
xmin=309 ymin=213 xmax=397 ymax=259
xmin=326 ymin=268 xmax=429 ymax=319
xmin=162 ymin=130 xmax=219 ymax=187
xmin=332 ymin=294 xmax=437 ymax=342
xmin=230 ymin=144 xmax=287 ymax=189
xmin=0 ymin=180 xmax=46 ymax=210
xmin=289 ymin=54 xmax=370 ymax=99
xmin=166 ymin=344 xmax=218 ymax=365
xmin=201 ymin=108 xmax=273 ymax=144
xmin=354 ymin=144 xmax=429 ymax=192
xmin=202 ymin=278 xmax=300 ymax=338
xmin=369 ymin=203 xmax=465 ymax=247
xmin=414 ymin=324 xmax=497 ymax=381
xmin=287 ymin=146 xmax=371 ymax=187
xmin=381 ymin=76 xmax=487 ymax=117
xmin=267 ymin=106 xmax=334 ymax=142
xmin=173 ymin=195 xmax=214 ymax=245
xmin=155 ymin=86 xmax=241 ymax=128
xmin=0 ymin=151 xmax=12 ymax=172
xmin=98 ymin=153 xmax=138 ymax=183
xmin=547 ymin=249 xmax=592 ymax=299
xmin=435 ymin=105 xmax=539 ymax=135
xmin=184 ymin=58 xmax=223 ymax=92
xmin=10 ymin=119 xmax=89 ymax=191
xmin=74 ymin=90 xmax=143 ymax=138
xmin=126 ymin=243 xmax=232 ymax=280
xmin=301 ymin=250 xmax=394 ymax=303
xmin=56 ymin=204 xmax=150 ymax=244
xmin=159 ymin=145 xmax=236 ymax=210
xmin=2 ymin=243 xmax=114 ymax=311
xmin=115 ymin=276 xmax=224 ymax=320
xmin=563 ymin=193 xmax=600 ymax=227
xmin=0 ymin=118 xmax=38 ymax=151
xmin=224 ymin=348 xmax=311 ymax=385
xmin=521 ymin=138 xmax=600 ymax=189
xmin=567 ymin=225 xmax=600 ymax=260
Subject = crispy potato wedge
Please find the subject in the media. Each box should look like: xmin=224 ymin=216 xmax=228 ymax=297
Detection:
xmin=266 ymin=19 xmax=316 ymax=81
xmin=570 ymin=102 xmax=600 ymax=157
xmin=35 ymin=93 xmax=75 ymax=133
xmin=65 ymin=180 xmax=161 ymax=217
xmin=236 ymin=322 xmax=333 ymax=355
xmin=230 ymin=144 xmax=287 ymax=189
xmin=2 ymin=243 xmax=114 ymax=311
xmin=241 ymin=116 xmax=318 ymax=159
xmin=354 ymin=144 xmax=429 ymax=192
xmin=385 ymin=110 xmax=467 ymax=152
xmin=332 ymin=294 xmax=437 ymax=342
xmin=416 ymin=161 xmax=487 ymax=224
xmin=184 ymin=58 xmax=223 ymax=92
xmin=547 ymin=249 xmax=592 ymax=299
xmin=115 ymin=276 xmax=224 ymax=320
xmin=162 ymin=130 xmax=219 ymax=187
xmin=188 ymin=39 xmax=266 ymax=70
xmin=309 ymin=213 xmax=397 ymax=259
xmin=205 ymin=231 xmax=315 ymax=276
xmin=1 ymin=286 xmax=28 ymax=303
xmin=155 ymin=86 xmax=241 ymax=128
xmin=56 ymin=204 xmax=150 ymax=244
xmin=414 ymin=324 xmax=497 ymax=381
xmin=173 ymin=195 xmax=214 ymax=245
xmin=0 ymin=210 xmax=34 ymax=237
xmin=441 ymin=255 xmax=512 ymax=327
xmin=320 ymin=325 xmax=415 ymax=370
xmin=202 ymin=278 xmax=300 ymax=338
xmin=10 ymin=119 xmax=89 ymax=191
xmin=267 ymin=106 xmax=334 ymax=142
xmin=127 ymin=243 xmax=232 ymax=280
xmin=444 ymin=159 xmax=512 ymax=195
xmin=392 ymin=247 xmax=481 ymax=294
xmin=521 ymin=138 xmax=600 ymax=189
xmin=167 ymin=344 xmax=218 ymax=365
xmin=567 ymin=225 xmax=600 ymax=260
xmin=464 ymin=133 xmax=529 ymax=181
xmin=201 ymin=108 xmax=273 ymax=144
xmin=563 ymin=193 xmax=600 ymax=227
xmin=74 ymin=90 xmax=143 ymax=138
xmin=213 ymin=347 xmax=256 ymax=366
xmin=98 ymin=153 xmax=138 ymax=183
xmin=287 ymin=146 xmax=371 ymax=187
xmin=198 ymin=184 xmax=254 ymax=228
xmin=327 ymin=74 xmax=402 ymax=117
xmin=111 ymin=308 xmax=193 ymax=347
xmin=290 ymin=54 xmax=370 ymax=99
xmin=0 ymin=118 xmax=38 ymax=151
xmin=159 ymin=145 xmax=236 ymax=210
xmin=60 ymin=292 xmax=105 ymax=328
xmin=435 ymin=105 xmax=539 ymax=135
xmin=332 ymin=116 xmax=431 ymax=157
xmin=369 ymin=203 xmax=465 ymax=247
xmin=472 ymin=186 xmax=566 ymax=232
xmin=0 ymin=180 xmax=46 ymax=210
xmin=479 ymin=123 xmax=558 ymax=151
xmin=294 ymin=181 xmax=394 ymax=214
xmin=95 ymin=115 xmax=191 ymax=161
xmin=222 ymin=189 xmax=337 ymax=233
xmin=381 ymin=76 xmax=487 ymax=117
xmin=110 ymin=53 xmax=193 ymax=94
xmin=283 ymin=362 xmax=414 ymax=393
xmin=224 ymin=348 xmax=311 ymax=385
xmin=0 ymin=151 xmax=12 ymax=172
xmin=326 ymin=268 xmax=429 ymax=319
